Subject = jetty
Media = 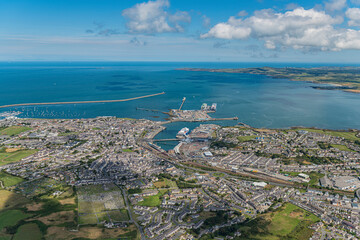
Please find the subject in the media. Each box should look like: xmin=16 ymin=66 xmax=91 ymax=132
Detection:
xmin=0 ymin=92 xmax=165 ymax=109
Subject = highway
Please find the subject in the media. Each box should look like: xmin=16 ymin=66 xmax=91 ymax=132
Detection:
xmin=0 ymin=92 xmax=165 ymax=109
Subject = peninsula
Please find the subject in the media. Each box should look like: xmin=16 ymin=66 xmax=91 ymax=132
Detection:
xmin=178 ymin=67 xmax=360 ymax=93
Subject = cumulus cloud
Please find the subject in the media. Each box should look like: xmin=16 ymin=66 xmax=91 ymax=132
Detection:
xmin=201 ymin=7 xmax=360 ymax=51
xmin=325 ymin=0 xmax=347 ymax=11
xmin=122 ymin=0 xmax=191 ymax=34
xmin=346 ymin=8 xmax=360 ymax=26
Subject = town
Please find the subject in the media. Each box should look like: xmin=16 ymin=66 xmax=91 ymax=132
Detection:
xmin=0 ymin=116 xmax=359 ymax=240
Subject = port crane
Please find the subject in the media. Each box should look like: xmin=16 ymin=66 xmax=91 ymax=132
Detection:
xmin=179 ymin=97 xmax=186 ymax=111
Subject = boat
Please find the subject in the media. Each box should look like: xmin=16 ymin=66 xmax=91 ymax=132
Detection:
xmin=176 ymin=127 xmax=190 ymax=138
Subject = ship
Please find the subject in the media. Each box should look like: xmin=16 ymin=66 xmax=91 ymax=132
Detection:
xmin=211 ymin=103 xmax=217 ymax=111
xmin=176 ymin=127 xmax=190 ymax=138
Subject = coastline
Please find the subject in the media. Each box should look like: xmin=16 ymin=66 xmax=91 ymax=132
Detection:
xmin=177 ymin=67 xmax=360 ymax=94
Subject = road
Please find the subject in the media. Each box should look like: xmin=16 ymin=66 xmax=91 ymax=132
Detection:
xmin=0 ymin=92 xmax=165 ymax=109
xmin=121 ymin=188 xmax=146 ymax=240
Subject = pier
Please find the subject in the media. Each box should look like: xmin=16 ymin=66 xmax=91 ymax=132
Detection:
xmin=169 ymin=117 xmax=238 ymax=122
xmin=0 ymin=92 xmax=165 ymax=109
xmin=153 ymin=139 xmax=179 ymax=142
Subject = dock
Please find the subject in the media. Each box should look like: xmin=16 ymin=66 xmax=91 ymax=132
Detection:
xmin=153 ymin=139 xmax=179 ymax=142
xmin=169 ymin=117 xmax=238 ymax=123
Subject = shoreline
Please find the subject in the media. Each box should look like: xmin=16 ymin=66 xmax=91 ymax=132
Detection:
xmin=177 ymin=67 xmax=360 ymax=94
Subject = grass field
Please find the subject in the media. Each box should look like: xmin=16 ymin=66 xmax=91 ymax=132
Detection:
xmin=307 ymin=172 xmax=325 ymax=186
xmin=0 ymin=126 xmax=31 ymax=136
xmin=280 ymin=171 xmax=324 ymax=186
xmin=0 ymin=210 xmax=31 ymax=230
xmin=109 ymin=209 xmax=129 ymax=222
xmin=237 ymin=135 xmax=256 ymax=142
xmin=122 ymin=148 xmax=134 ymax=152
xmin=290 ymin=128 xmax=360 ymax=141
xmin=153 ymin=179 xmax=177 ymax=188
xmin=138 ymin=190 xmax=167 ymax=207
xmin=13 ymin=223 xmax=42 ymax=240
xmin=0 ymin=149 xmax=38 ymax=166
xmin=331 ymin=144 xmax=355 ymax=152
xmin=45 ymin=224 xmax=138 ymax=240
xmin=239 ymin=203 xmax=319 ymax=240
xmin=0 ymin=190 xmax=29 ymax=211
xmin=0 ymin=172 xmax=24 ymax=188
xmin=79 ymin=213 xmax=98 ymax=225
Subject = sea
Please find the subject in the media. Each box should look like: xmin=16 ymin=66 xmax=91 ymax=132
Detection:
xmin=1 ymin=62 xmax=360 ymax=150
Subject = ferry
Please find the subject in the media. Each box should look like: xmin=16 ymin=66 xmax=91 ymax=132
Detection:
xmin=176 ymin=127 xmax=190 ymax=138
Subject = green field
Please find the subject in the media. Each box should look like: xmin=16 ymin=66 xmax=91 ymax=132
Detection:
xmin=0 ymin=126 xmax=31 ymax=136
xmin=13 ymin=223 xmax=42 ymax=240
xmin=109 ymin=209 xmax=129 ymax=222
xmin=290 ymin=128 xmax=360 ymax=141
xmin=122 ymin=148 xmax=134 ymax=152
xmin=280 ymin=171 xmax=324 ymax=186
xmin=0 ymin=149 xmax=38 ymax=166
xmin=138 ymin=190 xmax=167 ymax=207
xmin=153 ymin=179 xmax=177 ymax=189
xmin=238 ymin=203 xmax=319 ymax=240
xmin=0 ymin=210 xmax=31 ymax=230
xmin=331 ymin=144 xmax=355 ymax=152
xmin=307 ymin=172 xmax=325 ymax=186
xmin=79 ymin=213 xmax=98 ymax=225
xmin=0 ymin=172 xmax=24 ymax=188
xmin=237 ymin=135 xmax=256 ymax=142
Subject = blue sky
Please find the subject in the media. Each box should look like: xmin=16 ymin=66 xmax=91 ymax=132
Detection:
xmin=1 ymin=0 xmax=360 ymax=62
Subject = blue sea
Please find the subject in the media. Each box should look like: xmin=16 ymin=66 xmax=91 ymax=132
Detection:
xmin=1 ymin=61 xmax=360 ymax=149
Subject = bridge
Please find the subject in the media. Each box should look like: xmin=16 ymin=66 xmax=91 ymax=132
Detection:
xmin=0 ymin=92 xmax=165 ymax=109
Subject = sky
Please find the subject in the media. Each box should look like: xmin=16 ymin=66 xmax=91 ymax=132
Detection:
xmin=1 ymin=0 xmax=360 ymax=62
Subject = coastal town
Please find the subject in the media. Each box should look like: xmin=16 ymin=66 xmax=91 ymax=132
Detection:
xmin=0 ymin=115 xmax=359 ymax=240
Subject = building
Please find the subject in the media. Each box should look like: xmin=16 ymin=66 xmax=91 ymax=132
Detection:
xmin=334 ymin=176 xmax=360 ymax=190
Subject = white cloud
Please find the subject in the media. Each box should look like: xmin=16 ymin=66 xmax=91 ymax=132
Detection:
xmin=346 ymin=8 xmax=360 ymax=26
xmin=201 ymin=7 xmax=360 ymax=51
xmin=122 ymin=0 xmax=190 ymax=34
xmin=201 ymin=17 xmax=251 ymax=39
xmin=325 ymin=0 xmax=347 ymax=11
